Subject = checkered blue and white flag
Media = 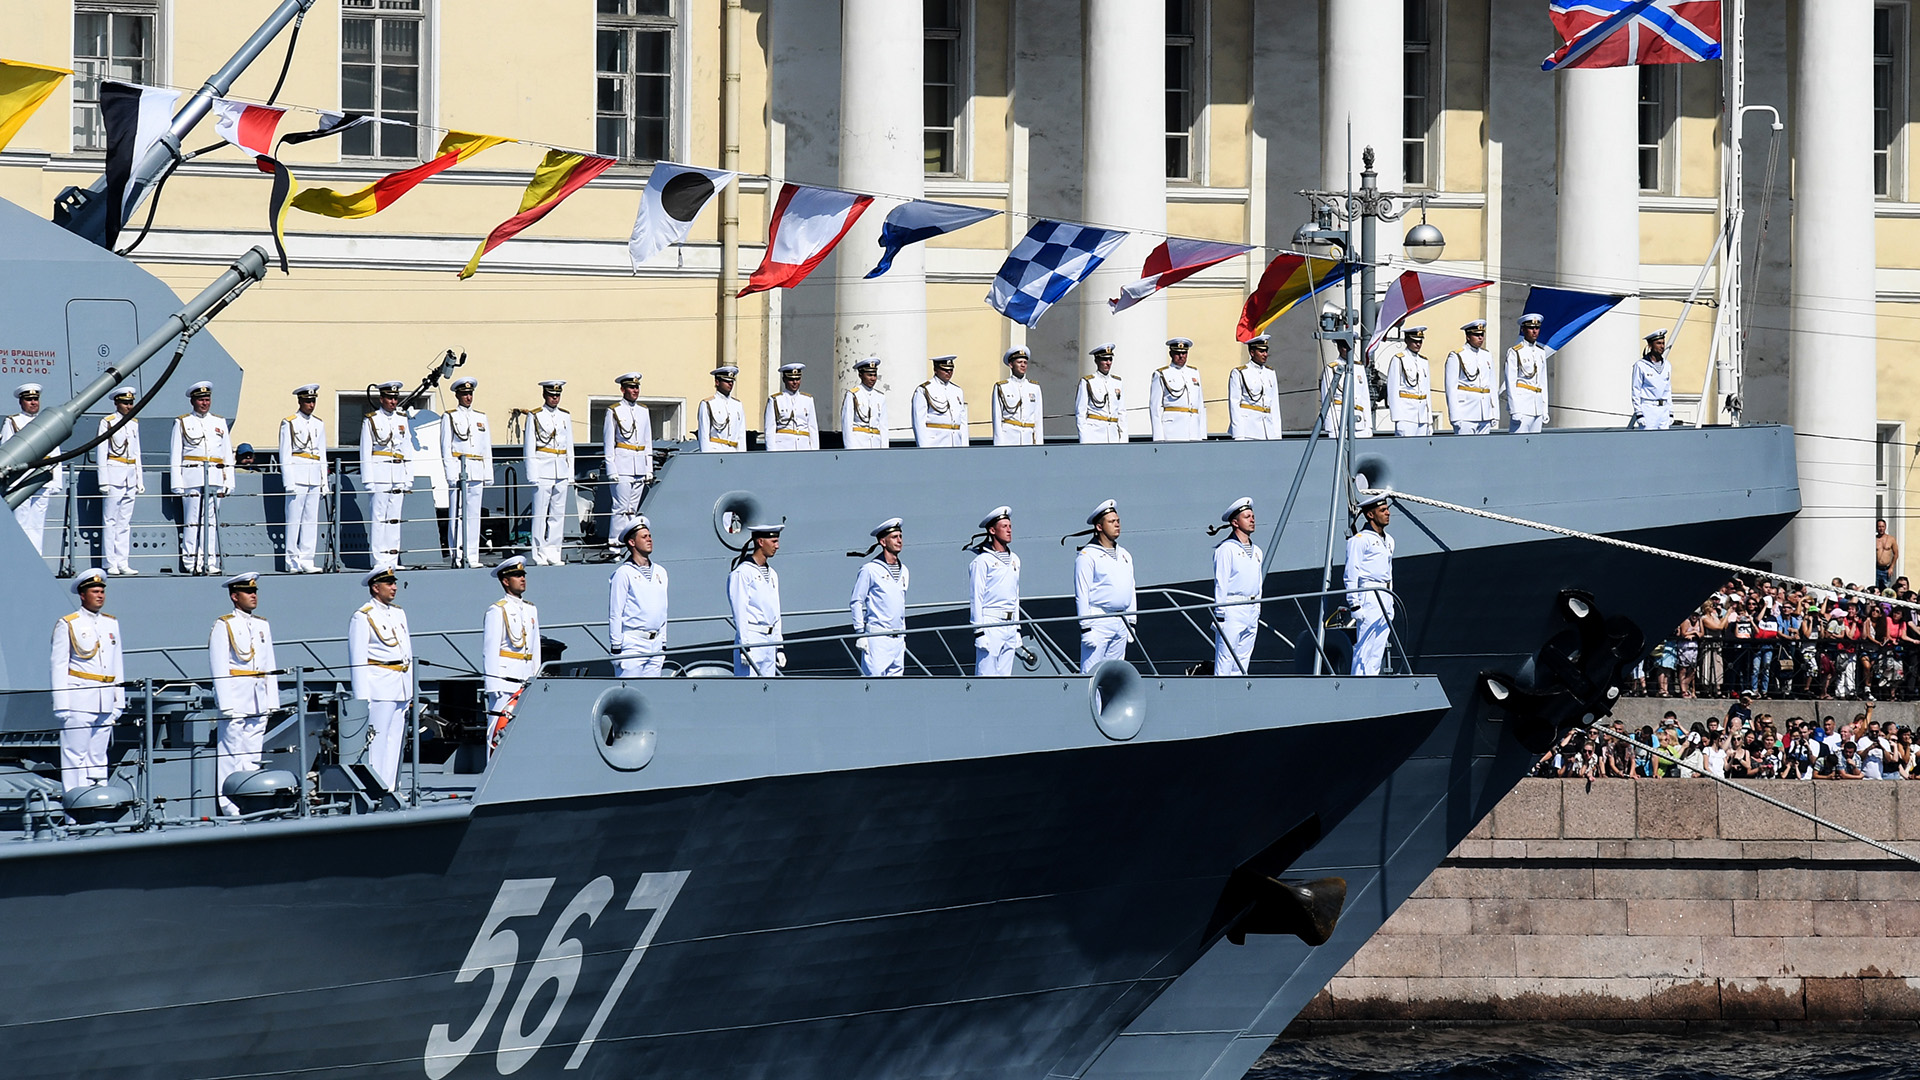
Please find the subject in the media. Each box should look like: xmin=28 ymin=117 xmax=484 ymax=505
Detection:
xmin=986 ymin=220 xmax=1129 ymax=328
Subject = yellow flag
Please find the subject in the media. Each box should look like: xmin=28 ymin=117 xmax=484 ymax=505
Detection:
xmin=289 ymin=130 xmax=512 ymax=219
xmin=459 ymin=150 xmax=615 ymax=279
xmin=0 ymin=60 xmax=72 ymax=152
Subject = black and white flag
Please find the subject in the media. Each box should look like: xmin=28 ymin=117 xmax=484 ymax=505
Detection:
xmin=99 ymin=80 xmax=180 ymax=247
xmin=627 ymin=162 xmax=737 ymax=271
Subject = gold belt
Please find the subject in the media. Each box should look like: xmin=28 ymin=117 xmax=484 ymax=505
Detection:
xmin=851 ymin=425 xmax=880 ymax=436
xmin=372 ymin=660 xmax=410 ymax=672
xmin=614 ymin=442 xmax=644 ymax=451
xmin=1002 ymin=419 xmax=1034 ymax=429
xmin=1397 ymin=391 xmax=1425 ymax=400
xmin=108 ymin=455 xmax=136 ymax=464
xmin=497 ymin=649 xmax=532 ymax=661
xmin=228 ymin=668 xmax=267 ymax=677
xmin=775 ymin=427 xmax=811 ymax=437
xmin=536 ymin=446 xmax=566 ymax=455
xmin=1238 ymin=404 xmax=1270 ymax=414
xmin=1458 ymin=385 xmax=1491 ymax=394
xmin=1163 ymin=406 xmax=1197 ymax=414
xmin=68 ymin=669 xmax=114 ymax=683
xmin=454 ymin=452 xmax=484 ymax=460
xmin=1086 ymin=413 xmax=1117 ymax=423
xmin=1517 ymin=382 xmax=1541 ymax=393
xmin=294 ymin=451 xmax=321 ymax=459
xmin=928 ymin=423 xmax=960 ymax=431
xmin=186 ymin=455 xmax=222 ymax=463
xmin=709 ymin=436 xmax=738 ymax=448
xmin=374 ymin=450 xmax=405 ymax=460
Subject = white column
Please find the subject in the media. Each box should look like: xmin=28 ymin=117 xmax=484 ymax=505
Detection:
xmin=834 ymin=0 xmax=925 ymax=432
xmin=1552 ymin=66 xmax=1640 ymax=428
xmin=1079 ymin=0 xmax=1165 ymax=410
xmin=1788 ymin=0 xmax=1877 ymax=583
xmin=1323 ymin=0 xmax=1402 ymax=267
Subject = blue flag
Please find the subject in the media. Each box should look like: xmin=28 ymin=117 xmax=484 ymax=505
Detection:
xmin=1523 ymin=286 xmax=1629 ymax=352
xmin=986 ymin=220 xmax=1129 ymax=328
xmin=867 ymin=199 xmax=1000 ymax=278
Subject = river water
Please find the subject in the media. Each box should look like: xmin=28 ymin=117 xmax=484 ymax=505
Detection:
xmin=1253 ymin=1026 xmax=1918 ymax=1079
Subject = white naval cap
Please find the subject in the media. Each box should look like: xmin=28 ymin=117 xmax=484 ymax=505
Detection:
xmin=711 ymin=365 xmax=740 ymax=378
xmin=1086 ymin=498 xmax=1118 ymax=525
xmin=111 ymin=387 xmax=136 ymax=402
xmin=1460 ymin=319 xmax=1488 ymax=332
xmin=930 ymin=354 xmax=958 ymax=368
xmin=538 ymin=379 xmax=566 ymax=391
xmin=186 ymin=381 xmax=214 ymax=397
xmin=1166 ymin=337 xmax=1193 ymax=351
xmin=293 ymin=383 xmax=320 ymax=397
xmin=1088 ymin=342 xmax=1116 ymax=357
xmin=618 ymin=516 xmax=650 ymax=543
xmin=14 ymin=383 xmax=42 ymax=399
xmin=450 ymin=377 xmax=477 ymax=392
xmin=1518 ymin=313 xmax=1544 ymax=327
xmin=871 ymin=516 xmax=903 ymax=538
xmin=1245 ymin=334 xmax=1272 ymax=347
xmin=1358 ymin=489 xmax=1393 ymax=510
xmin=978 ymin=505 xmax=1012 ymax=529
xmin=375 ymin=380 xmax=404 ymax=394
xmin=493 ymin=555 xmax=528 ymax=580
xmin=1221 ymin=496 xmax=1254 ymax=522
xmin=71 ymin=568 xmax=107 ymax=594
xmin=853 ymin=356 xmax=881 ymax=370
xmin=361 ymin=564 xmax=399 ymax=587
xmin=746 ymin=521 xmax=786 ymax=535
xmin=1402 ymin=325 xmax=1427 ymax=336
xmin=221 ymin=572 xmax=259 ymax=590
xmin=615 ymin=372 xmax=642 ymax=385
xmin=1002 ymin=347 xmax=1029 ymax=364
xmin=1645 ymin=328 xmax=1668 ymax=342
xmin=778 ymin=362 xmax=806 ymax=374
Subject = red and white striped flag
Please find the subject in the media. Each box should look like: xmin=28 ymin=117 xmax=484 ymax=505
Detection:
xmin=1369 ymin=271 xmax=1492 ymax=353
xmin=1109 ymin=237 xmax=1252 ymax=313
xmin=738 ymin=184 xmax=874 ymax=296
xmin=209 ymin=98 xmax=285 ymax=158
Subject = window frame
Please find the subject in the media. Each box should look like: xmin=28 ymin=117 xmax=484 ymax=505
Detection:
xmin=1636 ymin=63 xmax=1677 ymax=195
xmin=595 ymin=0 xmax=683 ymax=164
xmin=1879 ymin=420 xmax=1906 ymax=564
xmin=1165 ymin=0 xmax=1209 ymax=184
xmin=1876 ymin=3 xmax=1908 ymax=200
xmin=340 ymin=0 xmax=430 ymax=161
xmin=71 ymin=0 xmax=162 ymax=154
xmin=923 ymin=0 xmax=972 ymax=177
xmin=588 ymin=395 xmax=685 ymax=444
xmin=1401 ymin=0 xmax=1442 ymax=189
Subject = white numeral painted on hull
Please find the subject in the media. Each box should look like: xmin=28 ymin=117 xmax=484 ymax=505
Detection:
xmin=422 ymin=871 xmax=690 ymax=1078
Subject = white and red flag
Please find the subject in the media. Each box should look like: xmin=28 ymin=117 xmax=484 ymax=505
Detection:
xmin=1541 ymin=1 xmax=1722 ymax=71
xmin=208 ymin=98 xmax=286 ymax=158
xmin=1108 ymin=237 xmax=1252 ymax=313
xmin=1368 ymin=271 xmax=1492 ymax=353
xmin=737 ymin=184 xmax=874 ymax=296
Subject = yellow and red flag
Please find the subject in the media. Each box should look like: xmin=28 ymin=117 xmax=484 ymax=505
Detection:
xmin=290 ymin=129 xmax=511 ymax=219
xmin=0 ymin=59 xmax=71 ymax=152
xmin=1235 ymin=254 xmax=1354 ymax=343
xmin=459 ymin=149 xmax=616 ymax=279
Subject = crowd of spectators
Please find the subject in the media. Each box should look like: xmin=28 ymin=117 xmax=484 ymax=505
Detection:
xmin=1538 ymin=703 xmax=1917 ymax=780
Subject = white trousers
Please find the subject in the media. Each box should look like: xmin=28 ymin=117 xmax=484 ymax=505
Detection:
xmin=531 ymin=478 xmax=569 ymax=564
xmin=1630 ymin=405 xmax=1673 ymax=431
xmin=485 ymin=690 xmax=517 ymax=756
xmin=609 ymin=474 xmax=645 ymax=548
xmin=102 ymin=485 xmax=136 ymax=572
xmin=614 ymin=654 xmax=665 ymax=678
xmin=1351 ymin=595 xmax=1395 ymax=676
xmin=858 ymin=635 xmax=906 ymax=677
xmin=1392 ymin=420 xmax=1432 ymax=437
xmin=450 ymin=479 xmax=484 ymax=567
xmin=975 ymin=626 xmax=1019 ymax=677
xmin=14 ymin=488 xmax=51 ymax=556
xmin=1080 ymin=622 xmax=1129 ymax=670
xmin=369 ymin=487 xmax=406 ymax=565
xmin=180 ymin=486 xmax=222 ymax=570
xmin=285 ymin=483 xmax=322 ymax=571
xmin=1451 ymin=418 xmax=1495 ymax=435
xmin=1214 ymin=607 xmax=1258 ymax=676
xmin=216 ymin=711 xmax=267 ymax=815
xmin=735 ymin=643 xmax=778 ymax=677
xmin=366 ymin=699 xmax=409 ymax=793
xmin=1509 ymin=414 xmax=1545 ymax=434
xmin=58 ymin=709 xmax=116 ymax=793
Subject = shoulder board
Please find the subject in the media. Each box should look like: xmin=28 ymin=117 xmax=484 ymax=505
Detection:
xmin=1082 ymin=374 xmax=1094 ymax=382
xmin=177 ymin=414 xmax=190 ymax=421
xmin=493 ymin=597 xmax=509 ymax=608
xmin=62 ymin=612 xmax=79 ymax=623
xmin=1156 ymin=366 xmax=1171 ymax=373
xmin=800 ymin=392 xmax=813 ymax=399
xmin=995 ymin=380 xmax=1008 ymax=388
xmin=217 ymin=613 xmax=234 ymax=623
xmin=101 ymin=613 xmax=118 ymax=621
xmin=1235 ymin=365 xmax=1249 ymax=373
xmin=1110 ymin=373 xmax=1122 ymax=380
xmin=768 ymin=394 xmax=779 ymax=405
xmin=357 ymin=603 xmax=375 ymax=615
xmin=919 ymin=381 xmax=933 ymax=389
xmin=284 ymin=415 xmax=297 ymax=424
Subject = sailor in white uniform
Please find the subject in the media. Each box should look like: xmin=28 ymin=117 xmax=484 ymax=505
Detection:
xmin=524 ymin=379 xmax=575 ymax=565
xmin=3 ymin=383 xmax=64 ymax=557
xmin=1228 ymin=336 xmax=1282 ymax=440
xmin=1384 ymin=326 xmax=1435 ymax=437
xmin=1076 ymin=344 xmax=1126 ymax=443
xmin=279 ymin=384 xmax=328 ymax=572
xmin=912 ymin=355 xmax=968 ymax=448
xmin=992 ymin=348 xmax=1043 ymax=446
xmin=348 ymin=565 xmax=413 ymax=792
xmin=765 ymin=362 xmax=821 ymax=451
xmin=1211 ymin=496 xmax=1264 ymax=676
xmin=969 ymin=505 xmax=1022 ymax=676
xmin=698 ymin=366 xmax=747 ymax=453
xmin=1630 ymin=329 xmax=1675 ymax=431
xmin=604 ymin=372 xmax=654 ymax=550
xmin=170 ymin=381 xmax=233 ymax=573
xmin=1320 ymin=341 xmax=1373 ymax=439
xmin=1505 ymin=313 xmax=1551 ymax=434
xmin=1444 ymin=320 xmax=1499 ymax=435
xmin=482 ymin=556 xmax=539 ymax=751
xmin=1149 ymin=338 xmax=1205 ymax=442
xmin=208 ymin=573 xmax=277 ymax=815
xmin=359 ymin=381 xmax=413 ymax=569
xmin=1072 ymin=499 xmax=1138 ymax=669
xmin=96 ymin=388 xmax=144 ymax=575
xmin=729 ymin=522 xmax=785 ymax=677
xmin=51 ymin=569 xmax=124 ymax=797
xmin=840 ymin=357 xmax=888 ymax=449
xmin=1344 ymin=490 xmax=1396 ymax=676
xmin=441 ymin=377 xmax=492 ymax=568
xmin=848 ymin=517 xmax=909 ymax=677
xmin=609 ymin=518 xmax=670 ymax=678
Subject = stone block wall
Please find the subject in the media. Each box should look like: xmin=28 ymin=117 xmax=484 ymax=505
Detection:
xmin=1296 ymin=777 xmax=1920 ymax=1029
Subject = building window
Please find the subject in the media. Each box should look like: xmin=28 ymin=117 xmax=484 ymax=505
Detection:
xmin=1878 ymin=422 xmax=1905 ymax=530
xmin=1876 ymin=4 xmax=1904 ymax=198
xmin=1166 ymin=0 xmax=1200 ymax=180
xmin=72 ymin=2 xmax=159 ymax=152
xmin=1636 ymin=65 xmax=1674 ymax=193
xmin=597 ymin=0 xmax=676 ymax=162
xmin=924 ymin=0 xmax=965 ymax=174
xmin=1403 ymin=0 xmax=1435 ymax=186
xmin=342 ymin=0 xmax=425 ymax=159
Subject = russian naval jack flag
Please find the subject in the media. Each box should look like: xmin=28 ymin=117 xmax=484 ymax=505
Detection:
xmin=1541 ymin=1 xmax=1722 ymax=71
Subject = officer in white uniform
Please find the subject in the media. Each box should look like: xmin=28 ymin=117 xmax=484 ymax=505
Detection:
xmin=1149 ymin=338 xmax=1205 ymax=442
xmin=1505 ymin=313 xmax=1551 ymax=434
xmin=359 ymin=381 xmax=413 ymax=568
xmin=1228 ymin=336 xmax=1282 ymax=440
xmin=1344 ymin=490 xmax=1396 ymax=676
xmin=348 ymin=565 xmax=412 ymax=792
xmin=604 ymin=372 xmax=653 ymax=549
xmin=969 ymin=506 xmax=1022 ymax=676
xmin=992 ymin=348 xmax=1043 ymax=446
xmin=609 ymin=518 xmax=670 ymax=678
xmin=440 ymin=377 xmax=492 ymax=568
xmin=524 ymin=379 xmax=575 ymax=565
xmin=1320 ymin=341 xmax=1373 ymax=439
xmin=3 ymin=383 xmax=64 ymax=557
xmin=51 ymin=568 xmax=124 ymax=797
xmin=97 ymin=388 xmax=143 ymax=575
xmin=729 ymin=522 xmax=785 ymax=677
xmin=697 ymin=366 xmax=746 ymax=453
xmin=1211 ymin=496 xmax=1264 ymax=676
xmin=209 ymin=572 xmax=277 ymax=815
xmin=765 ymin=362 xmax=821 ymax=451
xmin=170 ymin=382 xmax=233 ymax=573
xmin=912 ymin=356 xmax=968 ymax=447
xmin=1444 ymin=320 xmax=1499 ymax=434
xmin=1072 ymin=499 xmax=1138 ymax=669
xmin=848 ymin=517 xmax=909 ymax=677
xmin=482 ymin=556 xmax=539 ymax=749
xmin=1630 ymin=329 xmax=1675 ymax=431
xmin=1076 ymin=344 xmax=1126 ymax=443
xmin=279 ymin=384 xmax=328 ymax=572
xmin=840 ymin=357 xmax=888 ymax=449
xmin=1384 ymin=326 xmax=1435 ymax=437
